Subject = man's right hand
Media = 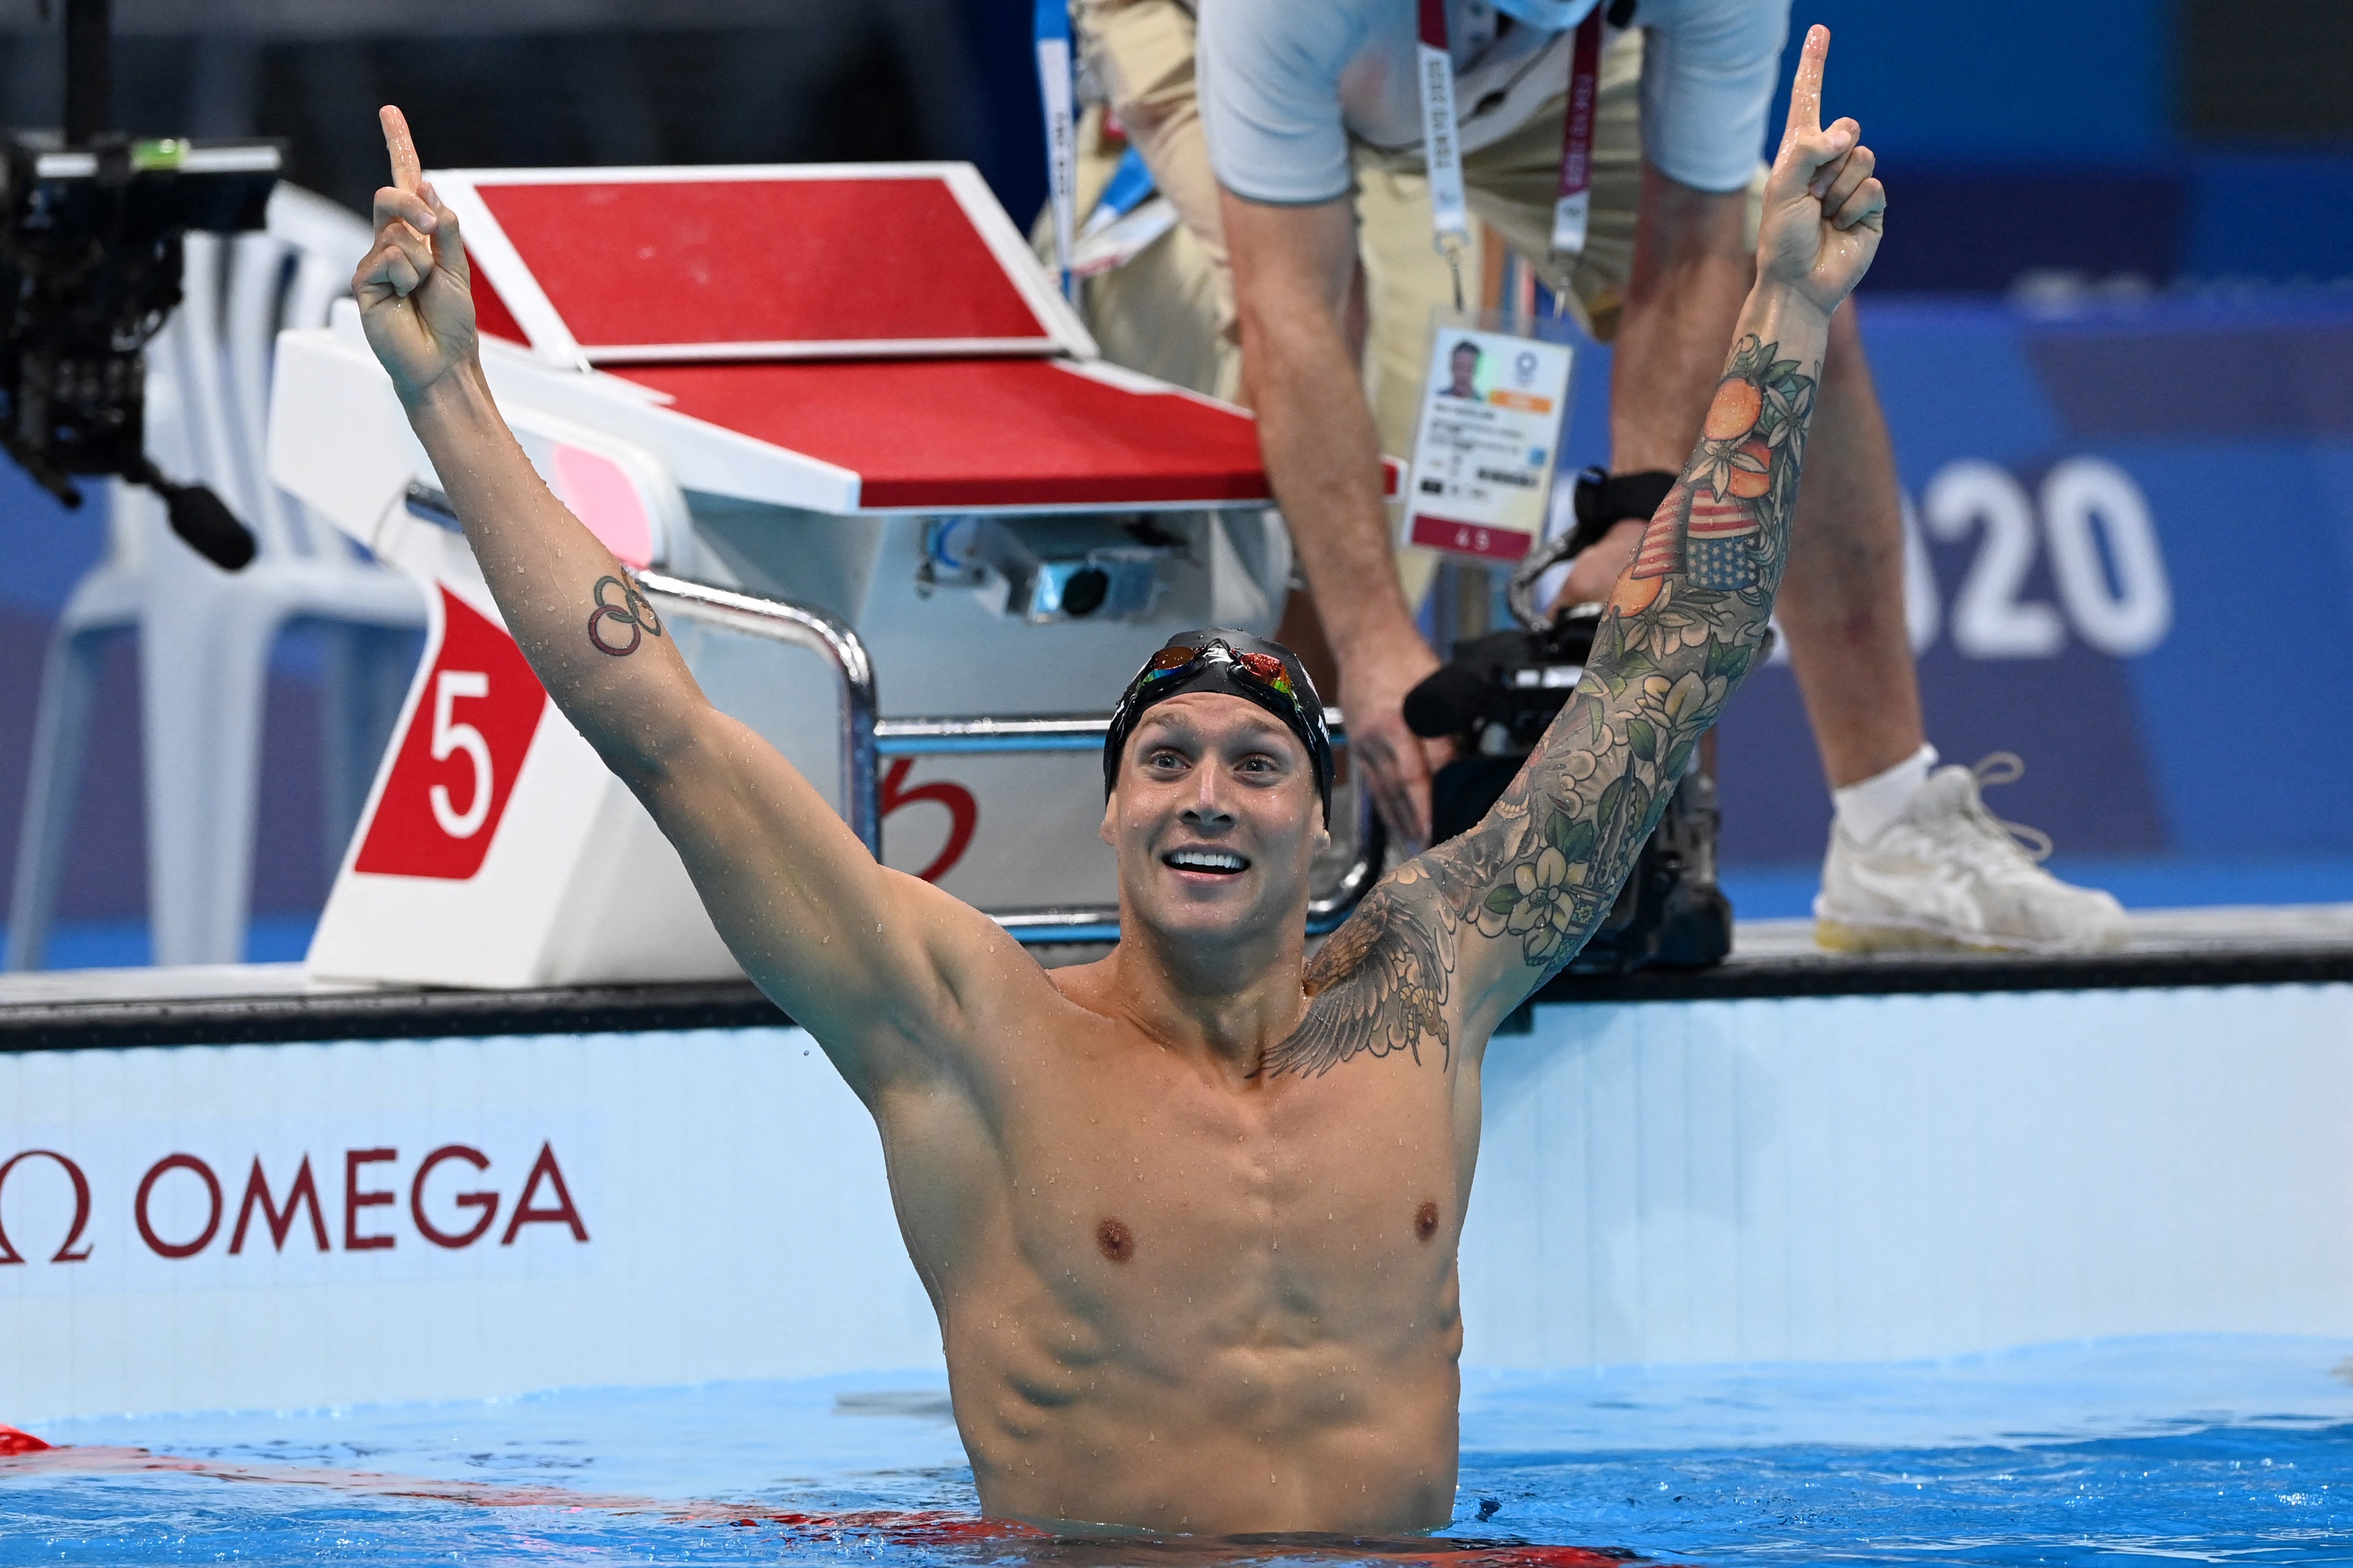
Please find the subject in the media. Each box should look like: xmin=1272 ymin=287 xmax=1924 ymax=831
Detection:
xmin=1339 ymin=637 xmax=1444 ymax=853
xmin=1552 ymin=517 xmax=1647 ymax=610
xmin=355 ymin=106 xmax=480 ymax=407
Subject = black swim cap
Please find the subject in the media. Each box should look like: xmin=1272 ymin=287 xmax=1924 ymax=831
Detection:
xmin=1102 ymin=628 xmax=1334 ymax=825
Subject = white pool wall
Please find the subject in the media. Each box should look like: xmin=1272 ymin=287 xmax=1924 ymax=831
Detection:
xmin=3 ymin=983 xmax=2348 ymax=1422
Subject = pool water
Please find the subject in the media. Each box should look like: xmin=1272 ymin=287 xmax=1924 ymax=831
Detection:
xmin=6 ymin=1336 xmax=2351 ymax=1565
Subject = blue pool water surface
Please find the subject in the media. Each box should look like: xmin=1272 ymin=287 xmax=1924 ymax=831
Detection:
xmin=6 ymin=1337 xmax=2351 ymax=1565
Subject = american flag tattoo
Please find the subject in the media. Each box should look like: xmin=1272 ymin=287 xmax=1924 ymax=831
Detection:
xmin=1629 ymin=483 xmax=1690 ymax=580
xmin=1685 ymin=491 xmax=1760 ymax=590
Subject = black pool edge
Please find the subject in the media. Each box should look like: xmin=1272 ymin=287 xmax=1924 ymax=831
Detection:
xmin=2 ymin=945 xmax=2349 ymax=1052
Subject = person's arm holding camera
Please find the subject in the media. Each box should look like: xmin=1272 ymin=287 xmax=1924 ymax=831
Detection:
xmin=1267 ymin=27 xmax=1881 ymax=1074
xmin=1222 ymin=189 xmax=1445 ymax=852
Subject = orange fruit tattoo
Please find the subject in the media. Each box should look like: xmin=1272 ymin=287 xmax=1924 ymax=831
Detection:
xmin=1703 ymin=377 xmax=1762 ymax=442
xmin=1610 ymin=569 xmax=1664 ymax=617
xmin=1727 ymin=438 xmax=1773 ymax=498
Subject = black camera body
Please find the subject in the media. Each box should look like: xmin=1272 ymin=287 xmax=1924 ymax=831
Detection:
xmin=0 ymin=0 xmax=281 ymax=569
xmin=0 ymin=135 xmax=276 ymax=504
xmin=1405 ymin=605 xmax=1735 ymax=976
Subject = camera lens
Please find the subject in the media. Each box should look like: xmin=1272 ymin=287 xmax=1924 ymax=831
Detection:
xmin=1061 ymin=566 xmax=1110 ymax=617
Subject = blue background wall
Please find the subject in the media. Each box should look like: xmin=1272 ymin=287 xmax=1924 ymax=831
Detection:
xmin=1551 ymin=294 xmax=2353 ymax=913
xmin=1761 ymin=0 xmax=2171 ymax=163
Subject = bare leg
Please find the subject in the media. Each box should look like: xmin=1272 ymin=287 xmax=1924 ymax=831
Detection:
xmin=1777 ymin=303 xmax=1923 ymax=790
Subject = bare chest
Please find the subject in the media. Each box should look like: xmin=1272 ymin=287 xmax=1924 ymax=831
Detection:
xmin=965 ymin=1044 xmax=1472 ymax=1344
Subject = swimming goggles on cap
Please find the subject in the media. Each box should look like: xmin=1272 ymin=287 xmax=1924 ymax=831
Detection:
xmin=1140 ymin=638 xmax=1294 ymax=694
xmin=1103 ymin=635 xmax=1335 ymax=824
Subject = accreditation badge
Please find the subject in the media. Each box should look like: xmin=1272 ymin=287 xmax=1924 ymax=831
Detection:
xmin=1401 ymin=322 xmax=1576 ymax=564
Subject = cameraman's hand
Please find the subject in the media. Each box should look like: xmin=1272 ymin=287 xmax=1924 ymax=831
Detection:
xmin=1754 ymin=27 xmax=1884 ymax=318
xmin=1341 ymin=637 xmax=1448 ymax=854
xmin=356 ymin=106 xmax=479 ymax=406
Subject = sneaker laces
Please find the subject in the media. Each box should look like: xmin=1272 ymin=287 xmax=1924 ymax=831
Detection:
xmin=1967 ymin=752 xmax=2055 ymax=863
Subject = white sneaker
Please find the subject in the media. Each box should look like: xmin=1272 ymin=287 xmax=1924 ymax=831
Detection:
xmin=1815 ymin=755 xmax=2130 ymax=955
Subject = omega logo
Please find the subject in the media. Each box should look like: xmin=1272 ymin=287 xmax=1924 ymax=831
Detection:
xmin=0 ymin=1142 xmax=587 ymax=1264
xmin=0 ymin=1151 xmax=93 ymax=1264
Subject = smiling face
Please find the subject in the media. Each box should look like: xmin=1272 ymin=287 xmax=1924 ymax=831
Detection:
xmin=1101 ymin=691 xmax=1332 ymax=952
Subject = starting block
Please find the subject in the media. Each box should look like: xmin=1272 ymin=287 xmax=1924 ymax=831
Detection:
xmin=267 ymin=163 xmax=1379 ymax=988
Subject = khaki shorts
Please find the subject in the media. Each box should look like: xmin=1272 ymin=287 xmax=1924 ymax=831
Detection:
xmin=1030 ymin=0 xmax=1243 ymax=403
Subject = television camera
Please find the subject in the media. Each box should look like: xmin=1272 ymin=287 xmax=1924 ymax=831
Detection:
xmin=1 ymin=0 xmax=281 ymax=569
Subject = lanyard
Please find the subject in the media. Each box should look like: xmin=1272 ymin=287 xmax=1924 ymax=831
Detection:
xmin=1413 ymin=0 xmax=1471 ymax=309
xmin=1084 ymin=145 xmax=1158 ymax=237
xmin=1034 ymin=0 xmax=1079 ymax=301
xmin=1416 ymin=1 xmax=1606 ymax=306
xmin=1550 ymin=9 xmax=1605 ymax=256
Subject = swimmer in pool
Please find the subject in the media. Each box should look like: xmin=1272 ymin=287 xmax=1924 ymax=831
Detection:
xmin=354 ymin=26 xmax=1878 ymax=1535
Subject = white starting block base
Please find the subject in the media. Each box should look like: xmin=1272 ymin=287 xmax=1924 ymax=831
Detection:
xmin=4 ymin=965 xmax=2348 ymax=1423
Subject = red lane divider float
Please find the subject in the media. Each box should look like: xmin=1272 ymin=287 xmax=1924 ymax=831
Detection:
xmin=0 ymin=1425 xmax=53 ymax=1455
xmin=0 ymin=1431 xmax=1660 ymax=1566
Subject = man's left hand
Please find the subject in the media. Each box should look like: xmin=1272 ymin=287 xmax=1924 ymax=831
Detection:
xmin=1757 ymin=26 xmax=1885 ymax=317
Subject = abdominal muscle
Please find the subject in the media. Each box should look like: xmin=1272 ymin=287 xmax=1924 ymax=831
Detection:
xmin=946 ymin=1289 xmax=1464 ymax=1534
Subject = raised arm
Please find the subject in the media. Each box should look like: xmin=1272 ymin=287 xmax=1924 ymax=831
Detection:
xmin=354 ymin=108 xmax=1010 ymax=1096
xmin=1266 ymin=27 xmax=1882 ymax=1074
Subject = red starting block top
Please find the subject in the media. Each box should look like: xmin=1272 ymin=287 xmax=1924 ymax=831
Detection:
xmin=618 ymin=359 xmax=1273 ymax=511
xmin=437 ymin=163 xmax=1093 ymax=366
xmin=437 ymin=161 xmax=1396 ymax=513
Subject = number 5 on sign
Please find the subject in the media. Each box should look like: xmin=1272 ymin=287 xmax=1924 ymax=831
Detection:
xmin=354 ymin=588 xmax=551 ymax=881
xmin=429 ymin=671 xmax=494 ymax=838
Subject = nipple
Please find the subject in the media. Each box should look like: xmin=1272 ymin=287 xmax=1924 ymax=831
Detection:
xmin=1096 ymin=1217 xmax=1135 ymax=1263
xmin=1415 ymin=1202 xmax=1440 ymax=1242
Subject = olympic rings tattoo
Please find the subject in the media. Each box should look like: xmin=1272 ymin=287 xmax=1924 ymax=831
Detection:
xmin=586 ymin=575 xmax=665 ymax=657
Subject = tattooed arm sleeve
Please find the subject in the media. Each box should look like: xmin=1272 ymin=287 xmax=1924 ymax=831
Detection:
xmin=1263 ymin=26 xmax=1885 ymax=1077
xmin=1265 ymin=316 xmax=1823 ymax=1079
xmin=1440 ymin=321 xmax=1820 ymax=999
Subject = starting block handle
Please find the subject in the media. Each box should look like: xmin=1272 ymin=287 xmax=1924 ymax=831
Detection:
xmin=633 ymin=571 xmax=881 ymax=855
xmin=631 ymin=573 xmax=1384 ymax=945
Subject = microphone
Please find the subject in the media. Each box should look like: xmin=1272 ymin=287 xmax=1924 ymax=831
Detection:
xmin=127 ymin=458 xmax=257 ymax=571
xmin=1403 ymin=663 xmax=1488 ymax=739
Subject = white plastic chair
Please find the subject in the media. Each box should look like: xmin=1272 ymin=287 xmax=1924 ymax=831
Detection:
xmin=6 ymin=188 xmax=427 ymax=969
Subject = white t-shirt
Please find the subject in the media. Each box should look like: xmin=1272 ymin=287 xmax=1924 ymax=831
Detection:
xmin=1197 ymin=0 xmax=1789 ymax=203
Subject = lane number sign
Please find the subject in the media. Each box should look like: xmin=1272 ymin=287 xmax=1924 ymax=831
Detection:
xmin=354 ymin=588 xmax=550 ymax=881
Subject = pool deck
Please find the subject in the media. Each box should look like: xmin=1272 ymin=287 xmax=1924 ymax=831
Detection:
xmin=1 ymin=903 xmax=2347 ymax=1051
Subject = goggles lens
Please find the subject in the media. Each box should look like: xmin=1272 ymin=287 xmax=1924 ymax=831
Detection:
xmin=1138 ymin=641 xmax=1300 ymax=708
xmin=1235 ymin=650 xmax=1286 ymax=682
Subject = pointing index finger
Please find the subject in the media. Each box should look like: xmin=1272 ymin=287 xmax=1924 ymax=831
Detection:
xmin=379 ymin=105 xmax=422 ymax=195
xmin=1784 ymin=24 xmax=1828 ymax=140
